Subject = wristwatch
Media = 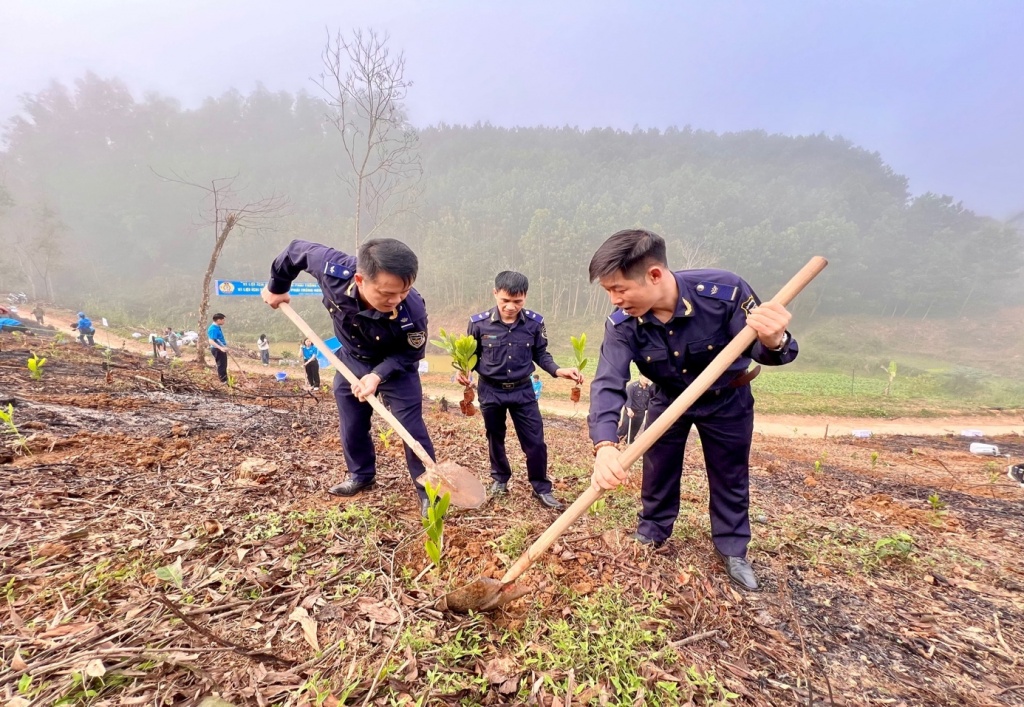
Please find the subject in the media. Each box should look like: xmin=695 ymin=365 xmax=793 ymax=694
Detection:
xmin=768 ymin=331 xmax=790 ymax=352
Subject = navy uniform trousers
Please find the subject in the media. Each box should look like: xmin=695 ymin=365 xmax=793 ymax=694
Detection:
xmin=478 ymin=378 xmax=552 ymax=495
xmin=639 ymin=385 xmax=754 ymax=557
xmin=331 ymin=353 xmax=434 ymax=500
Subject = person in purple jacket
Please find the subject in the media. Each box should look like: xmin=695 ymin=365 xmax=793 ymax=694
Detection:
xmin=586 ymin=229 xmax=798 ymax=591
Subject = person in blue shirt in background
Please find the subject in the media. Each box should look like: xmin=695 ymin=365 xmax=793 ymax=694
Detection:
xmin=587 ymin=229 xmax=798 ymax=591
xmin=532 ymin=374 xmax=542 ymax=400
xmin=300 ymin=338 xmax=321 ymax=390
xmin=262 ymin=238 xmax=437 ymax=517
xmin=71 ymin=311 xmax=96 ymax=344
xmin=72 ymin=312 xmax=95 ymax=346
xmin=460 ymin=271 xmax=583 ymax=511
xmin=207 ymin=313 xmax=229 ymax=383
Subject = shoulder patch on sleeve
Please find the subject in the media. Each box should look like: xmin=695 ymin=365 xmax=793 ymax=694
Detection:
xmin=607 ymin=309 xmax=632 ymax=326
xmin=740 ymin=294 xmax=758 ymax=316
xmin=524 ymin=309 xmax=544 ymax=324
xmin=323 ymin=261 xmax=354 ymax=280
xmin=471 ymin=310 xmax=491 ymax=323
xmin=694 ymin=281 xmax=739 ymax=301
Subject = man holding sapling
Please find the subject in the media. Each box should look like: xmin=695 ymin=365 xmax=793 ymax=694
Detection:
xmin=261 ymin=239 xmax=437 ymax=517
xmin=460 ymin=271 xmax=583 ymax=511
xmin=587 ymin=230 xmax=798 ymax=591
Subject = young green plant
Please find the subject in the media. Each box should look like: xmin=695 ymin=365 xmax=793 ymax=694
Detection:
xmin=569 ymin=333 xmax=588 ymax=402
xmin=0 ymin=403 xmax=29 ymax=455
xmin=26 ymin=352 xmax=47 ymax=380
xmin=881 ymin=360 xmax=897 ymax=397
xmin=430 ymin=328 xmax=479 ymax=416
xmin=421 ymin=481 xmax=451 ymax=570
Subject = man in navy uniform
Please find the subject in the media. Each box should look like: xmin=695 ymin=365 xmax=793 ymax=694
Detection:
xmin=587 ymin=230 xmax=797 ymax=590
xmin=617 ymin=376 xmax=655 ymax=444
xmin=459 ymin=271 xmax=583 ymax=511
xmin=261 ymin=238 xmax=437 ymax=517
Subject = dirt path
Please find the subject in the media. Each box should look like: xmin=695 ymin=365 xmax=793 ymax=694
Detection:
xmin=30 ymin=302 xmax=1024 ymax=439
xmin=419 ymin=384 xmax=1024 ymax=438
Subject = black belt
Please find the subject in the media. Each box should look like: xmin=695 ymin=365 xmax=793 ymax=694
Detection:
xmin=481 ymin=375 xmax=532 ymax=391
xmin=344 ymin=350 xmax=378 ymax=364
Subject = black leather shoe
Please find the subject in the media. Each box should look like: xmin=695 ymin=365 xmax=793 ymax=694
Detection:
xmin=533 ymin=492 xmax=564 ymax=510
xmin=490 ymin=481 xmax=509 ymax=495
xmin=717 ymin=551 xmax=758 ymax=591
xmin=628 ymin=531 xmax=665 ymax=548
xmin=420 ymin=497 xmax=431 ymax=518
xmin=327 ymin=478 xmax=376 ymax=497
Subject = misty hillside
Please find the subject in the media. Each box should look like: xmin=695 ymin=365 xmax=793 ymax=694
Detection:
xmin=1 ymin=76 xmax=1021 ymax=328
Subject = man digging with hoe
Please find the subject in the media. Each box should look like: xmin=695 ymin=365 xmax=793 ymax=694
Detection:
xmin=442 ymin=231 xmax=824 ymax=612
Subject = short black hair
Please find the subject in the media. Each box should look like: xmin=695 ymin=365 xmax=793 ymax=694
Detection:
xmin=212 ymin=313 xmax=226 ymax=322
xmin=588 ymin=229 xmax=668 ymax=283
xmin=494 ymin=271 xmax=529 ymax=296
xmin=358 ymin=238 xmax=418 ymax=287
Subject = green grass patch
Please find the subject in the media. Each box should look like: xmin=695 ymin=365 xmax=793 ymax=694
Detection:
xmin=509 ymin=585 xmax=738 ymax=705
xmin=752 ymin=366 xmax=1024 ymax=417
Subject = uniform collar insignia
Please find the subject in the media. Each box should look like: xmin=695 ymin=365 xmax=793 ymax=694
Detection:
xmin=674 ymin=272 xmax=696 ymax=318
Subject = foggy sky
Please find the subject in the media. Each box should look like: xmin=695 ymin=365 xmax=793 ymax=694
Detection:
xmin=1 ymin=0 xmax=1021 ymax=218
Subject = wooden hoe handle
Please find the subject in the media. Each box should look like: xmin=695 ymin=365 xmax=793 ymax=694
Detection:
xmin=278 ymin=302 xmax=436 ymax=470
xmin=501 ymin=256 xmax=829 ymax=584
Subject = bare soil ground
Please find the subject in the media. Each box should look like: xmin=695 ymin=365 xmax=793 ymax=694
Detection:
xmin=1 ymin=334 xmax=1023 ymax=706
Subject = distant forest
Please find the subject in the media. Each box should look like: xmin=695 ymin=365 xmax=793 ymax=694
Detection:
xmin=1 ymin=74 xmax=1021 ymax=329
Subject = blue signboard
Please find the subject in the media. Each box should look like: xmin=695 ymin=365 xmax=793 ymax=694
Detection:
xmin=215 ymin=280 xmax=322 ymax=297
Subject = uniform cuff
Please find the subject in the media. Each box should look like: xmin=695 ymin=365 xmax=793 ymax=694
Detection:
xmin=267 ymin=277 xmax=291 ymax=295
xmin=590 ymin=426 xmax=619 ymax=445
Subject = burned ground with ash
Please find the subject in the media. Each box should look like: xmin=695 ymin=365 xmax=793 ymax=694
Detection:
xmin=1 ymin=337 xmax=1022 ymax=706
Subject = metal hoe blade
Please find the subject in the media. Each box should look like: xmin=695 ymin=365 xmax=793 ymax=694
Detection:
xmin=420 ymin=460 xmax=486 ymax=510
xmin=439 ymin=577 xmax=532 ymax=613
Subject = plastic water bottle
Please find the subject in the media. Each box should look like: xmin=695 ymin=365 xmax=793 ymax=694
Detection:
xmin=969 ymin=442 xmax=999 ymax=456
xmin=960 ymin=430 xmax=984 ymax=438
xmin=851 ymin=430 xmax=872 ymax=439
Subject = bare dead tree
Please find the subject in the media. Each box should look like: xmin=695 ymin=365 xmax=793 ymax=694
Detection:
xmin=153 ymin=169 xmax=288 ymax=364
xmin=2 ymin=202 xmax=65 ymax=301
xmin=672 ymin=233 xmax=721 ymax=270
xmin=315 ymin=28 xmax=422 ymax=250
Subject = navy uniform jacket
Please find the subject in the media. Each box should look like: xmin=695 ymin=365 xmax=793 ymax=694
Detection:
xmin=268 ymin=240 xmax=428 ymax=382
xmin=625 ymin=381 xmax=656 ymax=413
xmin=588 ymin=269 xmax=798 ymax=443
xmin=467 ymin=308 xmax=560 ymax=382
